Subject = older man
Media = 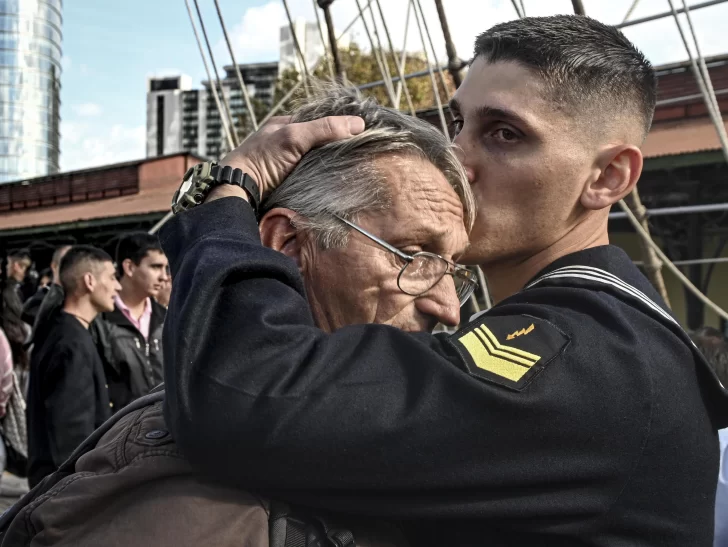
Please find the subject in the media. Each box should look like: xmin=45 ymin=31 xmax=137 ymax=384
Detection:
xmin=159 ymin=15 xmax=727 ymax=547
xmin=0 ymin=86 xmax=474 ymax=546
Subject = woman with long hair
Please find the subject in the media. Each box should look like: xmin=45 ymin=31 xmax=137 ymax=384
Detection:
xmin=0 ymin=268 xmax=28 ymax=391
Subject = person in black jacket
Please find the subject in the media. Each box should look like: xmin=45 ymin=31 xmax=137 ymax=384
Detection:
xmin=27 ymin=245 xmax=120 ymax=487
xmin=159 ymin=15 xmax=728 ymax=547
xmin=2 ymin=249 xmax=31 ymax=317
xmin=22 ymin=245 xmax=70 ymax=327
xmin=93 ymin=233 xmax=169 ymax=410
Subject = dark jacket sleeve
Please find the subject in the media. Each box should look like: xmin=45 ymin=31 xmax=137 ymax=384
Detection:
xmin=160 ymin=198 xmax=650 ymax=519
xmin=44 ymin=343 xmax=99 ymax=466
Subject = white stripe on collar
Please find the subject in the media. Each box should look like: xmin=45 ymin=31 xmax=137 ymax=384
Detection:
xmin=527 ymin=265 xmax=678 ymax=326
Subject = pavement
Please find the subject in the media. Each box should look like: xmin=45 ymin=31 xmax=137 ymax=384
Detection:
xmin=0 ymin=473 xmax=28 ymax=512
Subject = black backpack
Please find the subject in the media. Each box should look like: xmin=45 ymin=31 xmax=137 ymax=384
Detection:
xmin=0 ymin=388 xmax=355 ymax=547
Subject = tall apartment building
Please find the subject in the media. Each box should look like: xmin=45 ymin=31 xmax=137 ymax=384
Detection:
xmin=0 ymin=0 xmax=62 ymax=183
xmin=146 ymin=75 xmax=192 ymax=158
xmin=279 ymin=18 xmax=324 ymax=74
xmin=146 ymin=62 xmax=278 ymax=160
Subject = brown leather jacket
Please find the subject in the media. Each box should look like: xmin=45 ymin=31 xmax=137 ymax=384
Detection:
xmin=3 ymin=399 xmax=407 ymax=546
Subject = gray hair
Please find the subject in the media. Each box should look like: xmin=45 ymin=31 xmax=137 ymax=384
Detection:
xmin=261 ymin=85 xmax=475 ymax=249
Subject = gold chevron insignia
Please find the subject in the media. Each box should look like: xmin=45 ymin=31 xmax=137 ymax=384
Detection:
xmin=506 ymin=324 xmax=535 ymax=340
xmin=457 ymin=324 xmax=541 ymax=383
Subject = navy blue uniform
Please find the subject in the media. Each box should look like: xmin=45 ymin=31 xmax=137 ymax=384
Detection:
xmin=160 ymin=198 xmax=728 ymax=546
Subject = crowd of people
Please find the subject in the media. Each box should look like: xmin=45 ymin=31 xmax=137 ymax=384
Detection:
xmin=0 ymin=233 xmax=170 ymax=488
xmin=0 ymin=12 xmax=725 ymax=547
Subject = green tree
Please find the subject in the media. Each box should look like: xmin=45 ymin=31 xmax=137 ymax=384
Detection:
xmin=240 ymin=42 xmax=455 ymax=141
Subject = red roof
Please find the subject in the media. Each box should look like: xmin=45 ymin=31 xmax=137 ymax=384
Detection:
xmin=643 ymin=116 xmax=728 ymax=158
xmin=0 ymin=154 xmax=202 ymax=232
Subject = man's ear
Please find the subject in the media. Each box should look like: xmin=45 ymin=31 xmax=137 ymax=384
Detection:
xmin=82 ymin=272 xmax=96 ymax=294
xmin=259 ymin=208 xmax=304 ymax=268
xmin=581 ymin=144 xmax=643 ymax=211
xmin=122 ymin=258 xmax=135 ymax=278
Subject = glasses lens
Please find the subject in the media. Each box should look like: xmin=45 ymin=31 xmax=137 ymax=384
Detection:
xmin=398 ymin=253 xmax=448 ymax=296
xmin=453 ymin=271 xmax=476 ymax=306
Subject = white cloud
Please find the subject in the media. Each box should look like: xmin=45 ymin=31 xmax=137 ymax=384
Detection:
xmin=71 ymin=102 xmax=103 ymax=117
xmin=214 ymin=2 xmax=288 ymax=64
xmin=60 ymin=120 xmax=145 ymax=172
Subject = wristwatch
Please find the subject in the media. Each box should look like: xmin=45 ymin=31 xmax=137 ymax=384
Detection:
xmin=171 ymin=161 xmax=261 ymax=215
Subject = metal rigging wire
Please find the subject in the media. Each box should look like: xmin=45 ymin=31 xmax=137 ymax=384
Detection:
xmin=337 ymin=0 xmax=373 ymax=41
xmin=414 ymin=0 xmax=452 ymax=105
xmin=213 ymin=0 xmax=259 ymax=132
xmin=193 ymin=0 xmax=239 ymax=147
xmin=184 ymin=0 xmax=235 ymax=151
xmin=393 ymin=0 xmax=413 ymax=109
xmin=155 ymin=0 xmax=241 ymax=236
xmin=374 ymin=0 xmax=416 ymax=114
xmin=368 ymin=1 xmax=395 ymax=95
xmin=354 ymin=0 xmax=397 ymax=106
xmin=510 ymin=0 xmax=523 ymax=18
xmin=666 ymin=0 xmax=728 ymax=164
xmin=680 ymin=0 xmax=728 ymax=146
xmin=312 ymin=0 xmax=335 ymax=78
xmin=622 ymin=0 xmax=641 ymax=23
xmin=259 ymin=56 xmax=326 ymax=126
xmin=617 ymin=199 xmax=728 ymax=321
xmin=410 ymin=0 xmax=448 ymax=135
xmin=282 ymin=0 xmax=311 ymax=97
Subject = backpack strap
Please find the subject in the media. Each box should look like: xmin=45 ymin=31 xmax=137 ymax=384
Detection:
xmin=0 ymin=390 xmax=166 ymax=532
xmin=268 ymin=500 xmax=356 ymax=547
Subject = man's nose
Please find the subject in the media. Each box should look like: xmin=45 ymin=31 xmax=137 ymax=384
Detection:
xmin=415 ymin=276 xmax=461 ymax=328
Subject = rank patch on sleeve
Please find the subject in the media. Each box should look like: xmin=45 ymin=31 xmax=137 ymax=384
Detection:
xmin=448 ymin=314 xmax=569 ymax=391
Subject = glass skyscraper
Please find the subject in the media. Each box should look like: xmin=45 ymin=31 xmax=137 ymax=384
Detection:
xmin=0 ymin=0 xmax=62 ymax=183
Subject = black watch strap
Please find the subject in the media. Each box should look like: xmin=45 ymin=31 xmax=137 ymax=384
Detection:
xmin=211 ymin=164 xmax=261 ymax=213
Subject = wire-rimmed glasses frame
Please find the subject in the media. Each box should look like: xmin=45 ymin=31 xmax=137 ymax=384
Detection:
xmin=333 ymin=215 xmax=478 ymax=306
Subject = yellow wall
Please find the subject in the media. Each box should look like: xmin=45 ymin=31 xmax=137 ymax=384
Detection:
xmin=609 ymin=232 xmax=728 ymax=329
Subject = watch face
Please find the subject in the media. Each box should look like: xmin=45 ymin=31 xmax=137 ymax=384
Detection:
xmin=179 ymin=176 xmax=194 ymax=198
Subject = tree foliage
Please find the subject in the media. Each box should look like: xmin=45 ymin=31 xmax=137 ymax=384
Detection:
xmin=236 ymin=42 xmax=456 ymax=140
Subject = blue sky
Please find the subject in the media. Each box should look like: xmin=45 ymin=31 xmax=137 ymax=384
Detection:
xmin=59 ymin=0 xmax=728 ymax=172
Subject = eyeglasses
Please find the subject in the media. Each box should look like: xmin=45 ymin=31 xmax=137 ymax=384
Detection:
xmin=334 ymin=215 xmax=478 ymax=307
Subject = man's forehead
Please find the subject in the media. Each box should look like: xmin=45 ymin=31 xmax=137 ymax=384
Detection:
xmin=372 ymin=156 xmax=469 ymax=254
xmin=144 ymin=250 xmax=167 ymax=263
xmin=452 ymin=58 xmax=556 ymax=127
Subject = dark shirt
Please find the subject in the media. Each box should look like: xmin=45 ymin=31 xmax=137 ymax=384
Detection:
xmin=160 ymin=198 xmax=728 ymax=547
xmin=92 ymin=301 xmax=165 ymax=410
xmin=1 ymin=280 xmax=23 ymax=318
xmin=22 ymin=286 xmax=49 ymax=325
xmin=27 ymin=311 xmax=111 ymax=487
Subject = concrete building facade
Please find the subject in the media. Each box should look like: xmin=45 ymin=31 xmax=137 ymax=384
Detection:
xmin=146 ymin=63 xmax=278 ymax=160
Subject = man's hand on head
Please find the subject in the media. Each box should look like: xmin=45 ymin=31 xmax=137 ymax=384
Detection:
xmin=206 ymin=115 xmax=365 ymax=204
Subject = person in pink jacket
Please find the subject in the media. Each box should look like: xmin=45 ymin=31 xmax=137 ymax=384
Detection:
xmin=0 ymin=328 xmax=13 ymax=419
